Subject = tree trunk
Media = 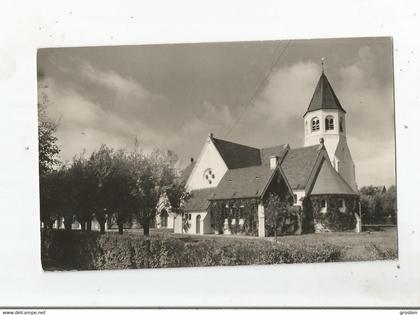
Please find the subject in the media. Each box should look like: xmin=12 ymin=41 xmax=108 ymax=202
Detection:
xmin=86 ymin=219 xmax=92 ymax=231
xmin=143 ymin=220 xmax=150 ymax=236
xmin=80 ymin=220 xmax=86 ymax=231
xmin=99 ymin=220 xmax=106 ymax=234
xmin=294 ymin=213 xmax=302 ymax=235
xmin=64 ymin=216 xmax=72 ymax=231
xmin=274 ymin=224 xmax=277 ymax=242
xmin=45 ymin=218 xmax=53 ymax=229
xmin=118 ymin=223 xmax=124 ymax=235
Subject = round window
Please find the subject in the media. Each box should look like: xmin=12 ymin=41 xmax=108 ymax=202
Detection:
xmin=203 ymin=168 xmax=215 ymax=184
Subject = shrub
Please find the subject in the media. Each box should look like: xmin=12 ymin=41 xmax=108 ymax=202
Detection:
xmin=41 ymin=230 xmax=343 ymax=270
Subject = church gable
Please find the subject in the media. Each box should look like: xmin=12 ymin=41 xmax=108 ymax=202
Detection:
xmin=186 ymin=135 xmax=229 ymax=191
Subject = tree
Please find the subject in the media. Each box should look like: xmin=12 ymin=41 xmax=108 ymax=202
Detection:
xmin=39 ymin=170 xmax=62 ymax=229
xmin=127 ymin=149 xmax=180 ymax=236
xmin=382 ymin=185 xmax=397 ymax=224
xmin=68 ymin=155 xmax=97 ymax=231
xmin=359 ymin=185 xmax=397 ymax=224
xmin=164 ymin=166 xmax=191 ymax=232
xmin=108 ymin=150 xmax=134 ymax=234
xmin=38 ymin=93 xmax=60 ymax=175
xmin=88 ymin=145 xmax=114 ymax=234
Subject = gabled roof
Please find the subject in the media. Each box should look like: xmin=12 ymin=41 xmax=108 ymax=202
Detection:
xmin=209 ymin=165 xmax=275 ymax=200
xmin=212 ymin=137 xmax=261 ymax=169
xmin=184 ymin=188 xmax=215 ymax=212
xmin=180 ymin=161 xmax=195 ymax=182
xmin=304 ymin=72 xmax=346 ymax=116
xmin=260 ymin=144 xmax=289 ymax=166
xmin=310 ymin=159 xmax=358 ymax=196
xmin=281 ymin=145 xmax=322 ymax=190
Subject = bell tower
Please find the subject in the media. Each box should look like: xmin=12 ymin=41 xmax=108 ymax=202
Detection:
xmin=303 ymin=66 xmax=357 ymax=191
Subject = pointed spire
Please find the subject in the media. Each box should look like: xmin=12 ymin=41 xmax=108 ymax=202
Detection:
xmin=304 ymin=70 xmax=346 ymax=116
xmin=321 ymin=57 xmax=325 ymax=73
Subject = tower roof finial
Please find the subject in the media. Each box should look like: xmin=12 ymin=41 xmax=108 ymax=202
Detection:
xmin=321 ymin=57 xmax=325 ymax=73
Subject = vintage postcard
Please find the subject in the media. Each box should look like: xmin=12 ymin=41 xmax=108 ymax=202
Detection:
xmin=37 ymin=37 xmax=397 ymax=270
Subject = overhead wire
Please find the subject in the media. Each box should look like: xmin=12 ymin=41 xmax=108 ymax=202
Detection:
xmin=223 ymin=40 xmax=292 ymax=138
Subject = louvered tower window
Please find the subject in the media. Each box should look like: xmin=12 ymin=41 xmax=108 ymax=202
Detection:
xmin=311 ymin=117 xmax=320 ymax=131
xmin=325 ymin=116 xmax=334 ymax=130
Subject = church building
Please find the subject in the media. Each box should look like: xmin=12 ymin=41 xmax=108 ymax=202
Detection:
xmin=173 ymin=71 xmax=360 ymax=237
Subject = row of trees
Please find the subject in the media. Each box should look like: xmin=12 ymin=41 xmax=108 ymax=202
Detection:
xmin=40 ymin=145 xmax=188 ymax=235
xmin=359 ymin=185 xmax=397 ymax=224
xmin=38 ymin=92 xmax=189 ymax=236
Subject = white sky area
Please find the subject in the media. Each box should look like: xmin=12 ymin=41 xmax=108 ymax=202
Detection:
xmin=38 ymin=38 xmax=395 ymax=187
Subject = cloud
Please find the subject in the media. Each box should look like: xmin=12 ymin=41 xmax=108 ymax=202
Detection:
xmin=80 ymin=62 xmax=164 ymax=101
xmin=336 ymin=46 xmax=395 ymax=186
xmin=39 ymin=44 xmax=395 ymax=187
xmin=348 ymin=136 xmax=395 ymax=187
xmin=253 ymin=61 xmax=320 ymax=122
xmin=337 ymin=46 xmax=394 ymax=139
xmin=41 ymin=72 xmax=235 ymax=165
xmin=233 ymin=52 xmax=395 ymax=187
xmin=223 ymin=61 xmax=319 ymax=147
xmin=42 ymin=76 xmax=170 ymax=161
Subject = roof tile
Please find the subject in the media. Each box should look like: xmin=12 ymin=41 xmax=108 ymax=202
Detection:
xmin=210 ymin=165 xmax=274 ymax=200
xmin=212 ymin=138 xmax=261 ymax=169
xmin=310 ymin=159 xmax=358 ymax=195
xmin=281 ymin=145 xmax=321 ymax=190
xmin=184 ymin=188 xmax=216 ymax=212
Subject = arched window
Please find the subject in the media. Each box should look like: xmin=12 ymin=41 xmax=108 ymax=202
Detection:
xmin=160 ymin=209 xmax=169 ymax=227
xmin=320 ymin=199 xmax=327 ymax=214
xmin=325 ymin=116 xmax=334 ymax=130
xmin=339 ymin=118 xmax=344 ymax=132
xmin=339 ymin=200 xmax=346 ymax=213
xmin=311 ymin=117 xmax=320 ymax=132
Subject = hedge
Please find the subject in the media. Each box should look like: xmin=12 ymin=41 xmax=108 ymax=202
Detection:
xmin=41 ymin=230 xmax=342 ymax=270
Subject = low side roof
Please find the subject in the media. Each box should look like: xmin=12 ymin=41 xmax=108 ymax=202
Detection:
xmin=180 ymin=161 xmax=195 ymax=182
xmin=280 ymin=145 xmax=321 ymax=190
xmin=184 ymin=188 xmax=216 ymax=212
xmin=210 ymin=165 xmax=274 ymax=200
xmin=310 ymin=159 xmax=358 ymax=196
xmin=212 ymin=137 xmax=261 ymax=169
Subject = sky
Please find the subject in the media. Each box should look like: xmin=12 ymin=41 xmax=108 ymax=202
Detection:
xmin=37 ymin=37 xmax=395 ymax=187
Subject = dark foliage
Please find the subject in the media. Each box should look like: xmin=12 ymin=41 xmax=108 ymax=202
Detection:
xmin=38 ymin=93 xmax=60 ymax=176
xmin=302 ymin=197 xmax=314 ymax=233
xmin=209 ymin=199 xmax=258 ymax=235
xmin=39 ymin=145 xmax=187 ymax=236
xmin=310 ymin=196 xmax=358 ymax=231
xmin=264 ymin=193 xmax=302 ymax=237
xmin=359 ymin=185 xmax=397 ymax=224
xmin=41 ymin=230 xmax=342 ymax=270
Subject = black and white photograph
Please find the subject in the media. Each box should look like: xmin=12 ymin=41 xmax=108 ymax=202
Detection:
xmin=37 ymin=37 xmax=397 ymax=271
